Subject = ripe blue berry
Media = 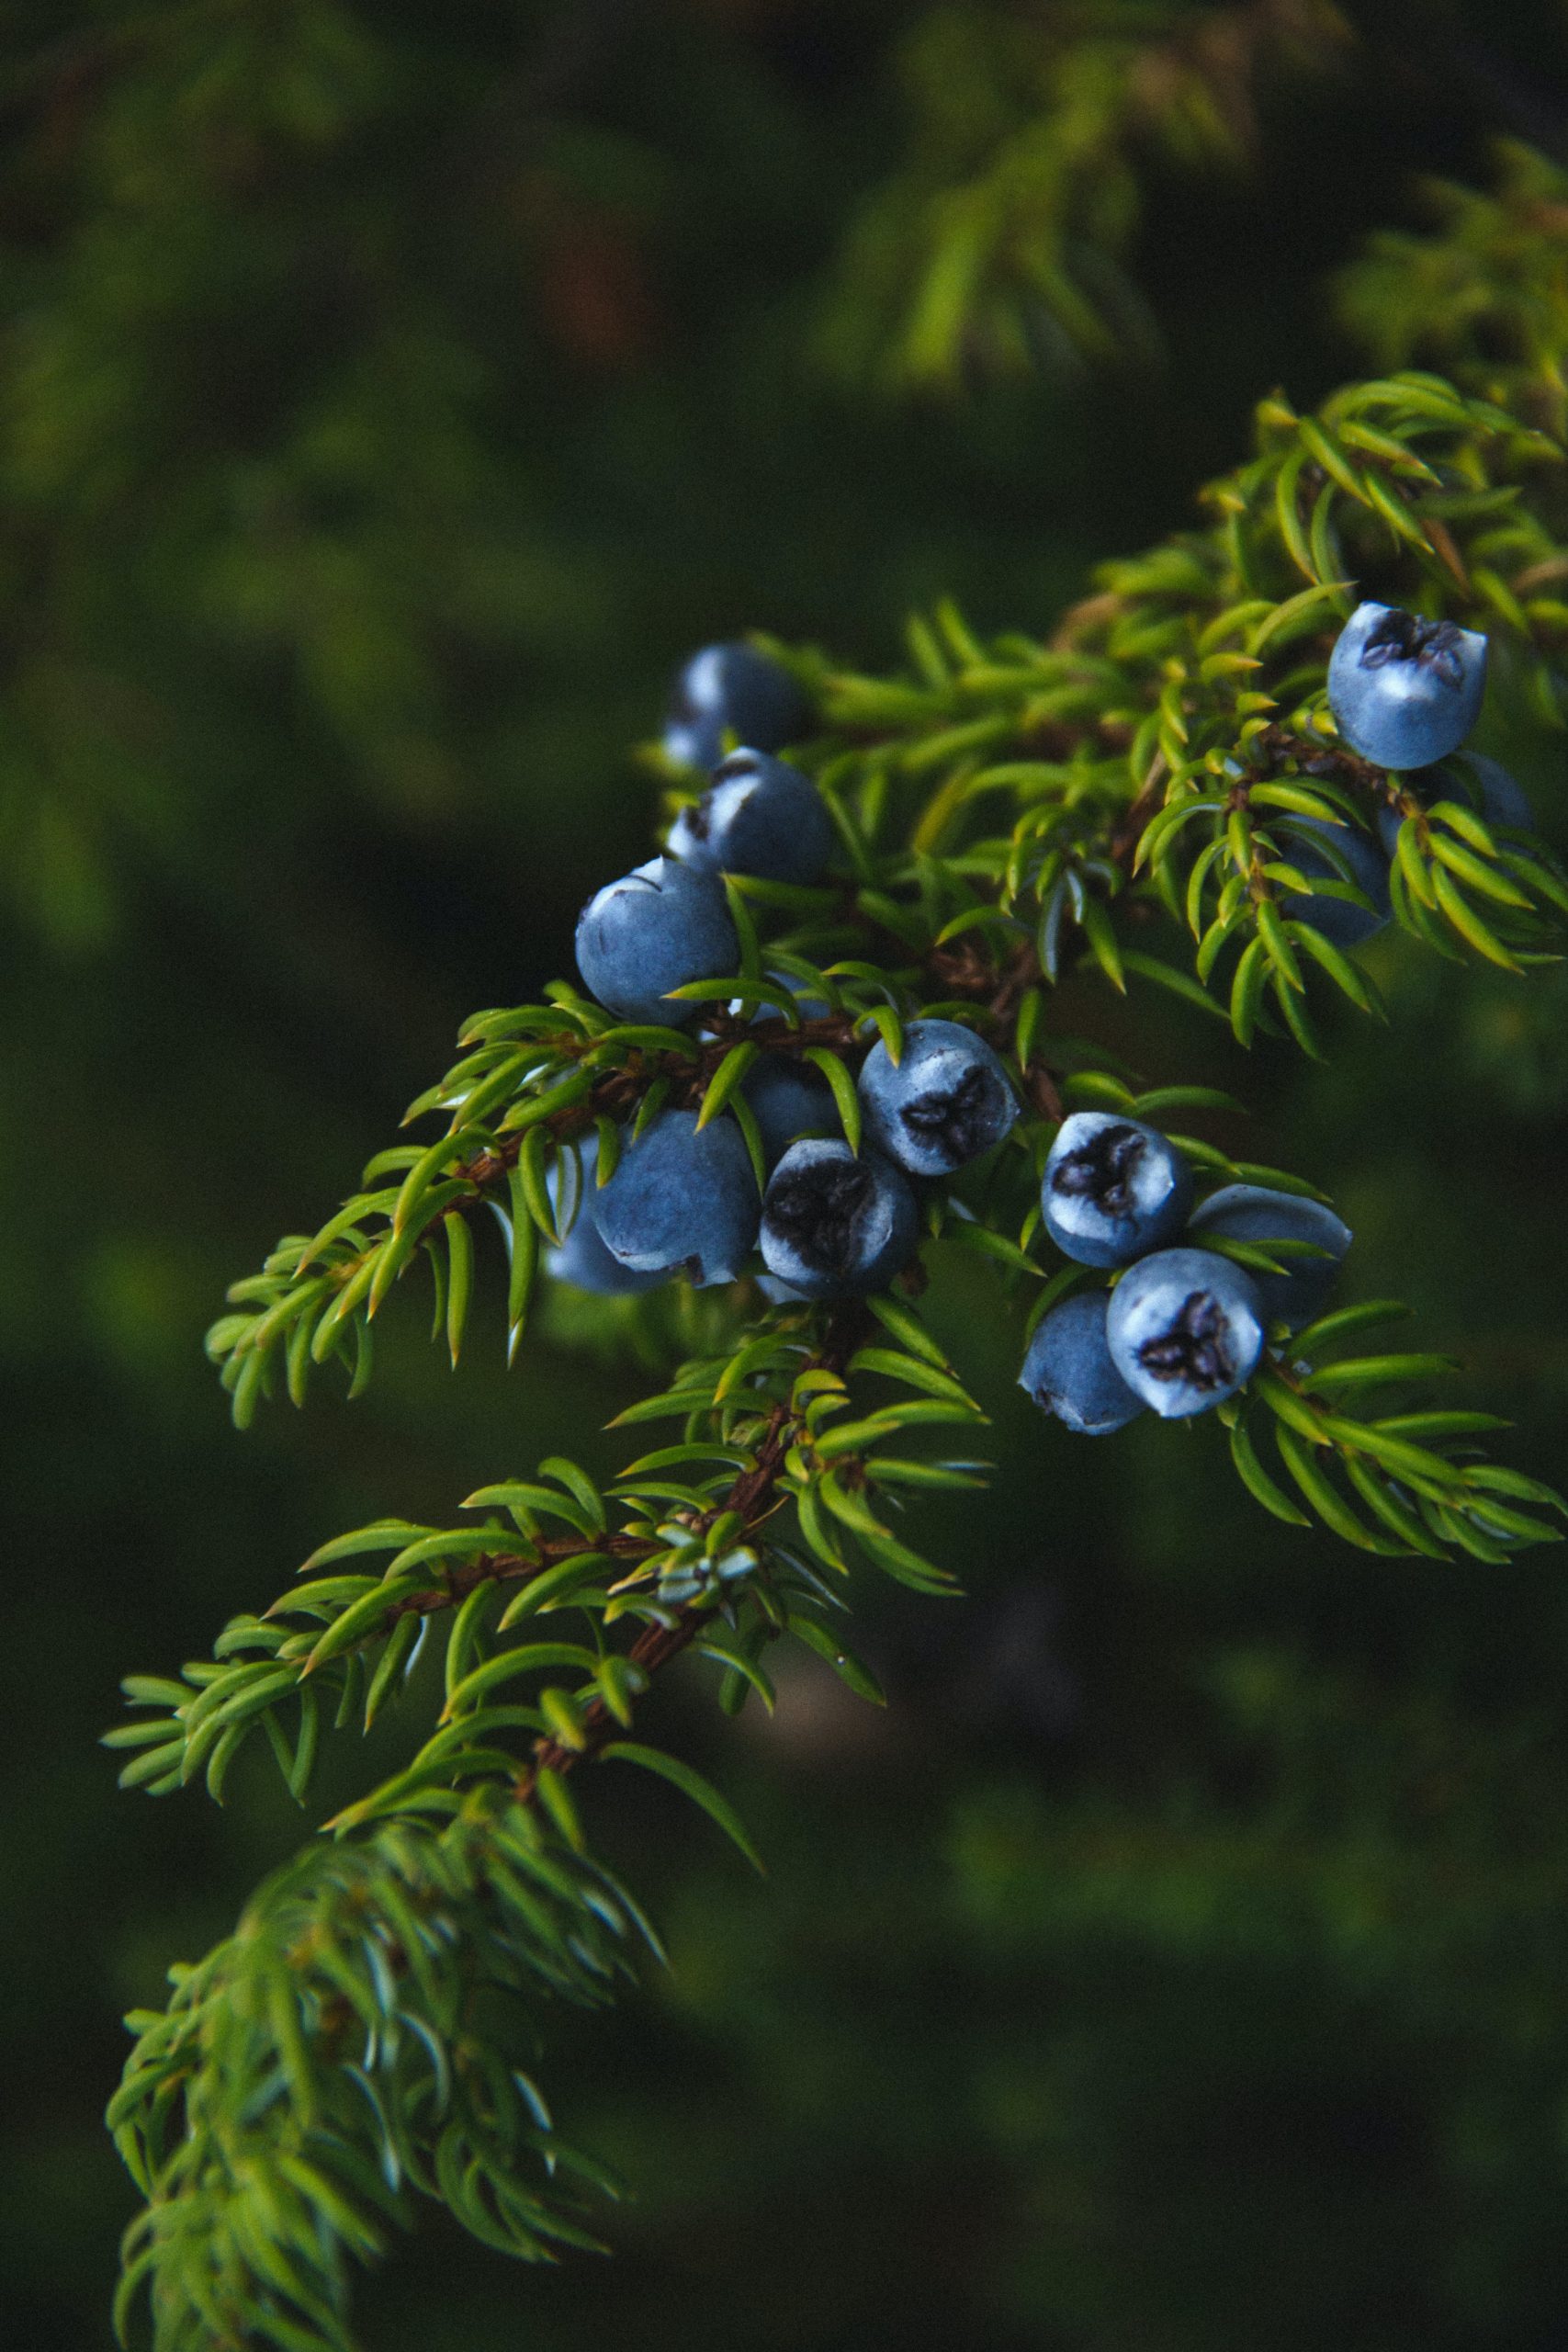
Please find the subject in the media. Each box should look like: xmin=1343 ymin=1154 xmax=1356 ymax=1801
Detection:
xmin=1450 ymin=751 xmax=1532 ymax=832
xmin=742 ymin=1054 xmax=841 ymax=1169
xmin=575 ymin=856 xmax=739 ymax=1028
xmin=1327 ymin=602 xmax=1487 ymax=770
xmin=1186 ymin=1182 xmax=1350 ymax=1330
xmin=546 ymin=1136 xmax=663 ymax=1296
xmin=668 ymin=748 xmax=834 ymax=885
xmin=663 ymin=642 xmax=811 ymax=771
xmin=1105 ymin=1247 xmax=1266 ymax=1418
xmin=1277 ymin=814 xmax=1391 ymax=947
xmin=760 ymin=1138 xmax=918 ymax=1298
xmin=857 ymin=1019 xmax=1018 ymax=1178
xmin=1042 ymin=1113 xmax=1193 ymax=1269
xmin=1376 ymin=751 xmax=1533 ymax=856
xmin=594 ymin=1109 xmax=760 ymax=1286
xmin=1018 ymin=1291 xmax=1145 ymax=1435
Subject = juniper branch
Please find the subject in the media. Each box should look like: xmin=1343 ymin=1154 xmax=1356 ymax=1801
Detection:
xmin=109 ymin=157 xmax=1568 ymax=2352
xmin=515 ymin=1302 xmax=870 ymax=1797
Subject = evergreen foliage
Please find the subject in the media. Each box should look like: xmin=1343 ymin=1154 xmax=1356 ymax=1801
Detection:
xmin=104 ymin=83 xmax=1568 ymax=2340
xmin=4 ymin=4 xmax=1564 ymax=2346
xmin=817 ymin=0 xmax=1354 ymax=390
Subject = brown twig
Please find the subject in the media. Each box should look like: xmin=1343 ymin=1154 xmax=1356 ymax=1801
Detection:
xmin=1110 ymin=757 xmax=1170 ymax=872
xmin=383 ymin=1531 xmax=660 ymax=1627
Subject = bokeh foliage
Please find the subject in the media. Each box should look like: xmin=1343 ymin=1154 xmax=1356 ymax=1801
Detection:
xmin=6 ymin=4 xmax=1568 ymax=2348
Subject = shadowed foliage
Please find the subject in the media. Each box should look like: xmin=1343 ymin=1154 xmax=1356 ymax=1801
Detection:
xmin=5 ymin=6 xmax=1568 ymax=2350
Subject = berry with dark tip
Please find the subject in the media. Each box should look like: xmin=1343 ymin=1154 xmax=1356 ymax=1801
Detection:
xmin=1106 ymin=1247 xmax=1266 ymax=1418
xmin=742 ymin=1054 xmax=841 ymax=1170
xmin=668 ymin=748 xmax=834 ymax=885
xmin=663 ymin=641 xmax=811 ymax=771
xmin=1327 ymin=601 xmax=1487 ymax=770
xmin=594 ymin=1109 xmax=760 ymax=1287
xmin=760 ymin=1138 xmax=918 ymax=1298
xmin=1278 ymin=814 xmax=1391 ymax=948
xmin=857 ymin=1019 xmax=1018 ymax=1178
xmin=1186 ymin=1182 xmax=1350 ymax=1330
xmin=575 ymin=856 xmax=739 ymax=1028
xmin=1376 ymin=750 xmax=1533 ymax=856
xmin=1041 ymin=1112 xmax=1193 ymax=1269
xmin=1018 ymin=1291 xmax=1145 ymax=1436
xmin=545 ymin=1135 xmax=664 ymax=1296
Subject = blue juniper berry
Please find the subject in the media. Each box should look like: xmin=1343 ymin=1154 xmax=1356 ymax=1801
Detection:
xmin=759 ymin=1138 xmax=918 ymax=1298
xmin=1105 ymin=1247 xmax=1265 ymax=1418
xmin=1186 ymin=1182 xmax=1350 ymax=1330
xmin=545 ymin=1135 xmax=665 ymax=1296
xmin=1377 ymin=750 xmax=1533 ymax=855
xmin=857 ymin=1019 xmax=1018 ymax=1178
xmin=1327 ymin=601 xmax=1486 ymax=770
xmin=594 ymin=1109 xmax=760 ymax=1286
xmin=1277 ymin=814 xmax=1391 ymax=947
xmin=742 ymin=1054 xmax=842 ymax=1170
xmin=1019 ymin=1290 xmax=1145 ymax=1435
xmin=575 ymin=856 xmax=739 ymax=1027
xmin=668 ymin=748 xmax=834 ymax=885
xmin=1041 ymin=1112 xmax=1193 ymax=1268
xmin=663 ymin=641 xmax=811 ymax=771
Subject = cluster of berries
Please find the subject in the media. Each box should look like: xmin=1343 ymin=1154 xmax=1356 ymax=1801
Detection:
xmin=1021 ymin=1114 xmax=1350 ymax=1433
xmin=1285 ymin=601 xmax=1522 ymax=946
xmin=560 ymin=644 xmax=1016 ymax=1301
xmin=552 ymin=602 xmax=1506 ymax=1432
xmin=1019 ymin=597 xmax=1517 ymax=1433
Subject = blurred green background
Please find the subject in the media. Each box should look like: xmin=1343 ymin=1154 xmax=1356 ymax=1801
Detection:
xmin=5 ymin=4 xmax=1568 ymax=2346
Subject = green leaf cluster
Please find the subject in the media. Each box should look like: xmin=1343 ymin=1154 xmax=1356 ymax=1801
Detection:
xmin=116 ymin=1305 xmax=988 ymax=1820
xmin=111 ymin=1798 xmax=649 ymax=2352
xmin=1226 ymin=1301 xmax=1567 ymax=1557
xmin=1337 ymin=141 xmax=1568 ymax=441
xmin=817 ymin=0 xmax=1351 ymax=393
xmin=107 ymin=117 xmax=1568 ymax=2352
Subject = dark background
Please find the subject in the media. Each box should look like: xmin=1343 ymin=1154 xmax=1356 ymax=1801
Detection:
xmin=5 ymin=5 xmax=1568 ymax=2346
